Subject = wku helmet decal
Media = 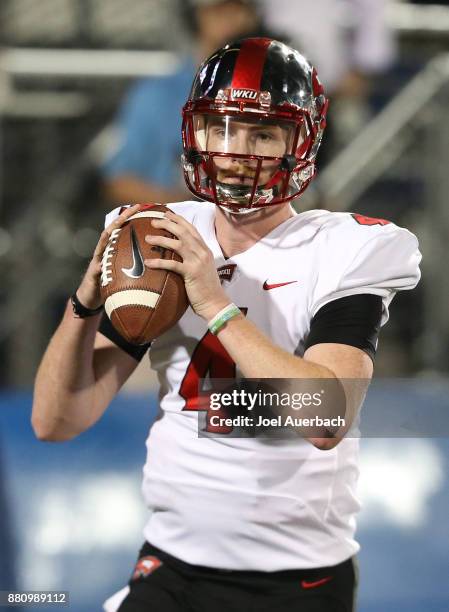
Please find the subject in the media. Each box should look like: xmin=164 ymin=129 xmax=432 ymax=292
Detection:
xmin=231 ymin=89 xmax=258 ymax=100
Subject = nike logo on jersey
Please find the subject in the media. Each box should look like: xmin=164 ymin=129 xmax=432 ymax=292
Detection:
xmin=122 ymin=227 xmax=145 ymax=279
xmin=263 ymin=280 xmax=297 ymax=290
xmin=301 ymin=576 xmax=333 ymax=589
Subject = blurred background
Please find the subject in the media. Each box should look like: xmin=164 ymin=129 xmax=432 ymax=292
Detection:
xmin=0 ymin=0 xmax=448 ymax=610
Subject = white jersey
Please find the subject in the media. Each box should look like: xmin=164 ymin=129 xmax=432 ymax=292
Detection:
xmin=104 ymin=201 xmax=421 ymax=571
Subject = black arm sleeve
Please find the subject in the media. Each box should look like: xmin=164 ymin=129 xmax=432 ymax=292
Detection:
xmin=304 ymin=294 xmax=383 ymax=361
xmin=98 ymin=314 xmax=151 ymax=361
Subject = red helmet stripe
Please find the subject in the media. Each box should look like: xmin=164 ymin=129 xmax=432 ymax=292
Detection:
xmin=231 ymin=38 xmax=272 ymax=91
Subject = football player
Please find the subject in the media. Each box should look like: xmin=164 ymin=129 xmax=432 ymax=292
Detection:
xmin=32 ymin=39 xmax=421 ymax=612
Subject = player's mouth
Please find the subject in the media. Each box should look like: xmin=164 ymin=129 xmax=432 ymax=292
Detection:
xmin=219 ymin=173 xmax=255 ymax=186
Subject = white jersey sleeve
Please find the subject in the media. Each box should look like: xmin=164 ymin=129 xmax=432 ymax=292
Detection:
xmin=310 ymin=215 xmax=422 ymax=325
xmin=103 ymin=205 xmax=127 ymax=228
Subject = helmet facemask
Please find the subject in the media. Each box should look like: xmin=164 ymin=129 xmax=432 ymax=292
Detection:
xmin=182 ymin=106 xmax=316 ymax=214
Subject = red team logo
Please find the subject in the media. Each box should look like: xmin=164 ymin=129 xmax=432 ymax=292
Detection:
xmin=132 ymin=556 xmax=163 ymax=580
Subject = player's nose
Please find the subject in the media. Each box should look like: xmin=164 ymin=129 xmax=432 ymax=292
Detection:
xmin=228 ymin=130 xmax=251 ymax=157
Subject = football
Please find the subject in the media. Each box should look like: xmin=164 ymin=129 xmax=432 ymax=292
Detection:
xmin=100 ymin=204 xmax=188 ymax=344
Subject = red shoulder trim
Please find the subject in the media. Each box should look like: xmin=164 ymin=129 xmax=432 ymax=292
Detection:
xmin=351 ymin=213 xmax=391 ymax=226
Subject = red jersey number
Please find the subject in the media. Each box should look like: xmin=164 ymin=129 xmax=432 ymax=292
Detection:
xmin=179 ymin=308 xmax=247 ymax=433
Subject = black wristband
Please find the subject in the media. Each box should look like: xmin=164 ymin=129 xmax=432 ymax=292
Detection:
xmin=70 ymin=292 xmax=104 ymax=318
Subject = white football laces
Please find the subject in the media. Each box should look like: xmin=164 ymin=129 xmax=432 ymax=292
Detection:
xmin=101 ymin=228 xmax=121 ymax=287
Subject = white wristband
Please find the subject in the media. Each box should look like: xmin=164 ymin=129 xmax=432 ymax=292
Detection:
xmin=208 ymin=303 xmax=241 ymax=335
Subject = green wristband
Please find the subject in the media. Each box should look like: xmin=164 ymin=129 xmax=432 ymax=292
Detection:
xmin=208 ymin=304 xmax=241 ymax=335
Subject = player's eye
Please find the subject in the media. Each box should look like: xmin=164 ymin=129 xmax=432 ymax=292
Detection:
xmin=210 ymin=126 xmax=228 ymax=138
xmin=257 ymin=132 xmax=274 ymax=142
xmin=251 ymin=130 xmax=278 ymax=143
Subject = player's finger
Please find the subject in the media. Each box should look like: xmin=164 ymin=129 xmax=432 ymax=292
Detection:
xmin=114 ymin=203 xmax=142 ymax=227
xmin=151 ymin=217 xmax=200 ymax=244
xmin=144 ymin=234 xmax=182 ymax=253
xmin=150 ymin=217 xmax=183 ymax=236
xmin=93 ymin=229 xmax=111 ymax=258
xmin=165 ymin=210 xmax=203 ymax=240
xmin=144 ymin=257 xmax=183 ymax=275
xmin=95 ymin=204 xmax=141 ymax=263
xmin=164 ymin=210 xmax=191 ymax=227
xmin=151 ymin=219 xmax=205 ymax=252
xmin=105 ymin=204 xmax=141 ymax=234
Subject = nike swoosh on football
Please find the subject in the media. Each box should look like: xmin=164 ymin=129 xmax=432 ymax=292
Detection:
xmin=122 ymin=226 xmax=145 ymax=279
xmin=263 ymin=280 xmax=298 ymax=290
xmin=301 ymin=576 xmax=333 ymax=589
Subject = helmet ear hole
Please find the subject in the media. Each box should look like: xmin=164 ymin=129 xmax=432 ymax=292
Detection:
xmin=280 ymin=155 xmax=297 ymax=172
xmin=185 ymin=148 xmax=203 ymax=166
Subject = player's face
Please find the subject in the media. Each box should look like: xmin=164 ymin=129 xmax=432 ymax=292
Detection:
xmin=194 ymin=115 xmax=296 ymax=187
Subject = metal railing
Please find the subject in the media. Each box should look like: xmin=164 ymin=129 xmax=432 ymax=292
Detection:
xmin=0 ymin=48 xmax=180 ymax=79
xmin=387 ymin=2 xmax=449 ymax=36
xmin=314 ymin=53 xmax=449 ymax=210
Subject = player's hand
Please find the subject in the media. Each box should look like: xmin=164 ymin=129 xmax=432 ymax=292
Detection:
xmin=76 ymin=204 xmax=142 ymax=309
xmin=144 ymin=210 xmax=231 ymax=321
